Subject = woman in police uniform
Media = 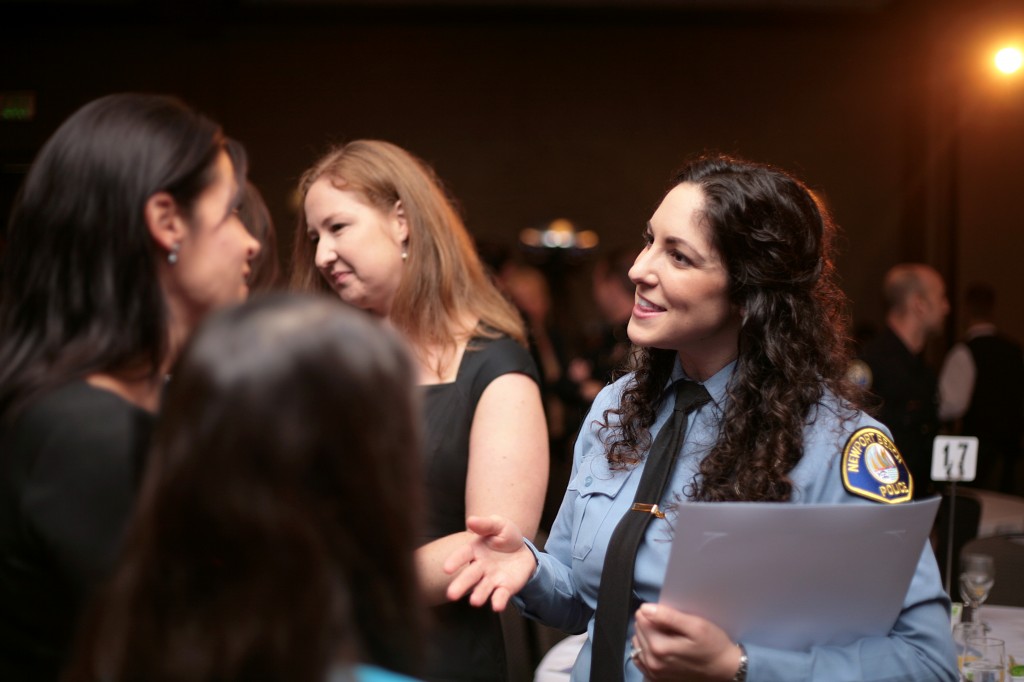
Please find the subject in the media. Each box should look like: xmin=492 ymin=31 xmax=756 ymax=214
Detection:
xmin=443 ymin=153 xmax=957 ymax=682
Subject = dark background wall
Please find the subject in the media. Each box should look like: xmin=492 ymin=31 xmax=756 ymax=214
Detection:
xmin=2 ymin=0 xmax=1022 ymax=352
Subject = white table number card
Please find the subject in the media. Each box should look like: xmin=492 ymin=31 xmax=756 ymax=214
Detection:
xmin=931 ymin=435 xmax=979 ymax=482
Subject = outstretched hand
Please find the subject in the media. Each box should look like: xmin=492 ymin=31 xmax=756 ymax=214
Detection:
xmin=443 ymin=515 xmax=538 ymax=612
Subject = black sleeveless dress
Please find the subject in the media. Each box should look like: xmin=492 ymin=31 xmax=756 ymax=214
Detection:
xmin=420 ymin=336 xmax=540 ymax=681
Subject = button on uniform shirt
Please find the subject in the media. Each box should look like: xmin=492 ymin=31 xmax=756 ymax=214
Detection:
xmin=515 ymin=361 xmax=957 ymax=682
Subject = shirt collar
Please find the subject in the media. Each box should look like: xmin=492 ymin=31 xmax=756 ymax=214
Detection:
xmin=668 ymin=359 xmax=735 ymax=409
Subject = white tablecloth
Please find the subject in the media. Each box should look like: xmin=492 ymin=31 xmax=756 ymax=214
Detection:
xmin=985 ymin=605 xmax=1024 ymax=665
xmin=533 ymin=607 xmax=1024 ymax=681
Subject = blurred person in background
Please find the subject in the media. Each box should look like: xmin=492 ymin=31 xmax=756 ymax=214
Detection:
xmin=568 ymin=246 xmax=638 ymax=405
xmin=852 ymin=263 xmax=948 ymax=499
xmin=939 ymin=282 xmax=1024 ymax=493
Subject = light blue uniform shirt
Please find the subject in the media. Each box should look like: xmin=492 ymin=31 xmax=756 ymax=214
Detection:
xmin=515 ymin=361 xmax=957 ymax=682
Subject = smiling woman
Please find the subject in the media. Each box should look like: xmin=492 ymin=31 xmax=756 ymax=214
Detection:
xmin=626 ymin=183 xmax=741 ymax=381
xmin=0 ymin=93 xmax=259 ymax=681
xmin=444 ymin=152 xmax=959 ymax=682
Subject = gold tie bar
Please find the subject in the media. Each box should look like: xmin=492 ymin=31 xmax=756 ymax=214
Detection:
xmin=630 ymin=503 xmax=665 ymax=519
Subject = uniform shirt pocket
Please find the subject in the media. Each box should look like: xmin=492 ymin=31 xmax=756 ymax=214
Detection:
xmin=566 ymin=458 xmax=630 ymax=562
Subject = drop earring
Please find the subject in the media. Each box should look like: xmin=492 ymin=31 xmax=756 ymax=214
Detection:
xmin=401 ymin=243 xmax=408 ymax=262
xmin=167 ymin=242 xmax=181 ymax=265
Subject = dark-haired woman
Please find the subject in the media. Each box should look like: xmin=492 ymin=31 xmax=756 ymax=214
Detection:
xmin=65 ymin=293 xmax=425 ymax=682
xmin=445 ymin=154 xmax=958 ymax=681
xmin=0 ymin=93 xmax=260 ymax=679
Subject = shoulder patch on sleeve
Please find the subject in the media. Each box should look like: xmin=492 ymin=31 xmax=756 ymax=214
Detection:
xmin=841 ymin=427 xmax=913 ymax=504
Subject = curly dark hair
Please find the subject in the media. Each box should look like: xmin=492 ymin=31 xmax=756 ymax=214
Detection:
xmin=601 ymin=153 xmax=863 ymax=502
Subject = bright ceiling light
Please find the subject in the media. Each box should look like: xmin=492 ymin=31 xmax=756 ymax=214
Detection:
xmin=994 ymin=47 xmax=1023 ymax=75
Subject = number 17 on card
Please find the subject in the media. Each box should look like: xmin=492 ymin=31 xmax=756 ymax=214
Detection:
xmin=930 ymin=436 xmax=980 ymax=482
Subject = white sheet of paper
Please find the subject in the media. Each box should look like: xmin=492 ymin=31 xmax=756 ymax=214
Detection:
xmin=659 ymin=496 xmax=941 ymax=651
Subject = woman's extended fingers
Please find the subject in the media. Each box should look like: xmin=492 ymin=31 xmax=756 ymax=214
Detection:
xmin=443 ymin=514 xmax=535 ymax=608
xmin=443 ymin=542 xmax=476 ymax=576
xmin=446 ymin=558 xmax=485 ymax=602
xmin=468 ymin=567 xmax=519 ymax=610
xmin=467 ymin=571 xmax=503 ymax=608
xmin=490 ymin=586 xmax=512 ymax=612
xmin=448 ymin=561 xmax=508 ymax=610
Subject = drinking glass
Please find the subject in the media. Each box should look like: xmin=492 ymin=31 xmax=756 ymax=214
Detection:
xmin=960 ymin=553 xmax=996 ymax=631
xmin=955 ymin=622 xmax=988 ymax=673
xmin=961 ymin=636 xmax=1005 ymax=682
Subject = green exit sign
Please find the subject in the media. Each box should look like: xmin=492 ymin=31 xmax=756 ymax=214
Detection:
xmin=1 ymin=92 xmax=36 ymax=122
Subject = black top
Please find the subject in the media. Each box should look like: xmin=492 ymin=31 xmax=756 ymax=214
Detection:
xmin=859 ymin=326 xmax=939 ymax=498
xmin=964 ymin=334 xmax=1024 ymax=491
xmin=420 ymin=336 xmax=539 ymax=682
xmin=0 ymin=381 xmax=156 ymax=681
xmin=963 ymin=334 xmax=1024 ymax=446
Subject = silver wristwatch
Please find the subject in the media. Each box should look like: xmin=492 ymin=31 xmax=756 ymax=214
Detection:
xmin=732 ymin=643 xmax=749 ymax=682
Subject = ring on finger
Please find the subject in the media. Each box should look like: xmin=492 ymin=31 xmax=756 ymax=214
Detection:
xmin=629 ymin=645 xmax=642 ymax=661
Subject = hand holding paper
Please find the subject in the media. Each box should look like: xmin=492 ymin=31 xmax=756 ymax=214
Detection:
xmin=631 ymin=603 xmax=741 ymax=682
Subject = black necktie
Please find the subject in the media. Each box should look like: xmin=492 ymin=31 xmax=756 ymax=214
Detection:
xmin=589 ymin=379 xmax=711 ymax=682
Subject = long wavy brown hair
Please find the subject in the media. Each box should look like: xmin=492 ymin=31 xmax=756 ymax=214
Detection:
xmin=290 ymin=140 xmax=526 ymax=375
xmin=602 ymin=154 xmax=864 ymax=502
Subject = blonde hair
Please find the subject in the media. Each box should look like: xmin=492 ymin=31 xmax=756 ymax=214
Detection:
xmin=291 ymin=140 xmax=525 ymax=372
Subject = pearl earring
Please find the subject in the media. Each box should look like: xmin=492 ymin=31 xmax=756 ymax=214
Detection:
xmin=167 ymin=243 xmax=181 ymax=265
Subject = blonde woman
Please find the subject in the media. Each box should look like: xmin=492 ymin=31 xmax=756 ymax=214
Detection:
xmin=292 ymin=140 xmax=548 ymax=681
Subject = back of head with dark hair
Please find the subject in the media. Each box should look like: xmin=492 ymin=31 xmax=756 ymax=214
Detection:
xmin=606 ymin=153 xmax=859 ymax=502
xmin=66 ymin=293 xmax=425 ymax=682
xmin=0 ymin=93 xmax=236 ymax=421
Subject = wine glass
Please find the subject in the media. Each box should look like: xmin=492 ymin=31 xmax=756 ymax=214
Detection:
xmin=960 ymin=553 xmax=996 ymax=632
